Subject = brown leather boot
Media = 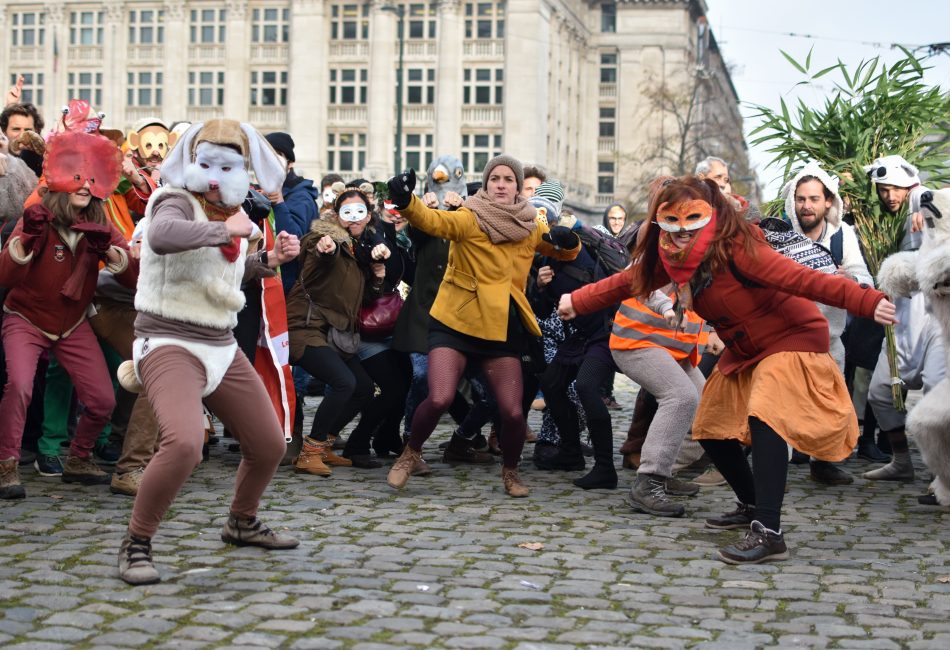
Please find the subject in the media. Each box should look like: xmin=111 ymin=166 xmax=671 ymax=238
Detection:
xmin=295 ymin=437 xmax=332 ymax=476
xmin=320 ymin=444 xmax=353 ymax=467
xmin=0 ymin=458 xmax=25 ymax=500
xmin=502 ymin=467 xmax=529 ymax=498
xmin=387 ymin=447 xmax=422 ymax=489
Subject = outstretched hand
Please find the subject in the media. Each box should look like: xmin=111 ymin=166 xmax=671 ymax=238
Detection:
xmin=873 ymin=298 xmax=899 ymax=326
xmin=387 ymin=169 xmax=416 ymax=209
xmin=542 ymin=225 xmax=580 ymax=250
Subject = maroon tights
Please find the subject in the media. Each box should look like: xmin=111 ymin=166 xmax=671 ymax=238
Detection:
xmin=408 ymin=347 xmax=525 ymax=468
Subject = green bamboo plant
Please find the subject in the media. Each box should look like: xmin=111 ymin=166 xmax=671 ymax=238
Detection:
xmin=750 ymin=48 xmax=950 ymax=410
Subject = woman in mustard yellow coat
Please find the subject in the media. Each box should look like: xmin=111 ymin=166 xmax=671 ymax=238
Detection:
xmin=384 ymin=155 xmax=580 ymax=496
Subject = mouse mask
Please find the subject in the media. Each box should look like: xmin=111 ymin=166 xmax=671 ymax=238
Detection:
xmin=160 ymin=119 xmax=286 ymax=207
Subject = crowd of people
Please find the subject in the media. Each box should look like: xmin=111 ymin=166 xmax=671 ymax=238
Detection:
xmin=0 ymin=88 xmax=943 ymax=584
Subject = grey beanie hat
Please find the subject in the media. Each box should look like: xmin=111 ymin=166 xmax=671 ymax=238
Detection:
xmin=482 ymin=153 xmax=524 ymax=193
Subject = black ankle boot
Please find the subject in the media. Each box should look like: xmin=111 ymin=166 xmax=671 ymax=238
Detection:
xmin=573 ymin=462 xmax=618 ymax=489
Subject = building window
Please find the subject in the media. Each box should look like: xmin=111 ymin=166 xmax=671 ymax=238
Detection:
xmin=330 ymin=4 xmax=369 ymax=40
xmin=461 ymin=133 xmax=502 ymax=173
xmin=188 ymin=70 xmax=225 ymax=106
xmin=251 ymin=70 xmax=288 ymax=106
xmin=190 ymin=8 xmax=227 ymax=44
xmin=463 ymin=68 xmax=503 ymax=105
xmin=127 ymin=71 xmax=164 ymax=107
xmin=407 ymin=3 xmax=437 ymax=39
xmin=598 ymin=161 xmax=615 ymax=194
xmin=600 ymin=52 xmax=617 ymax=84
xmin=67 ymin=71 xmax=102 ymax=106
xmin=11 ymin=12 xmax=45 ymax=47
xmin=327 ymin=132 xmax=366 ymax=173
xmin=406 ymin=68 xmax=435 ymax=105
xmin=129 ymin=9 xmax=165 ymax=44
xmin=404 ymin=133 xmax=433 ymax=172
xmin=601 ymin=2 xmax=616 ymax=33
xmin=69 ymin=11 xmax=104 ymax=46
xmin=464 ymin=1 xmax=505 ymax=39
xmin=10 ymin=73 xmax=44 ymax=105
xmin=599 ymin=107 xmax=615 ymax=138
xmin=329 ymin=69 xmax=368 ymax=105
xmin=252 ymin=6 xmax=290 ymax=43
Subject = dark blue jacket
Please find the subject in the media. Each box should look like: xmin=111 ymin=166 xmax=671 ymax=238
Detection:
xmin=273 ymin=171 xmax=319 ymax=293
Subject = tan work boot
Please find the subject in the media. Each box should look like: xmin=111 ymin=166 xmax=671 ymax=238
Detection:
xmin=118 ymin=531 xmax=160 ymax=585
xmin=62 ymin=454 xmax=111 ymax=485
xmin=320 ymin=444 xmax=353 ymax=467
xmin=0 ymin=458 xmax=25 ymax=500
xmin=110 ymin=467 xmax=145 ymax=496
xmin=387 ymin=447 xmax=422 ymax=489
xmin=502 ymin=467 xmax=529 ymax=498
xmin=295 ymin=437 xmax=332 ymax=477
xmin=220 ymin=513 xmax=300 ymax=549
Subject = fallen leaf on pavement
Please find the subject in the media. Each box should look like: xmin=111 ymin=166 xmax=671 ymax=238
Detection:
xmin=518 ymin=542 xmax=544 ymax=551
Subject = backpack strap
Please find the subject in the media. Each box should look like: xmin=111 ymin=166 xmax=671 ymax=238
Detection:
xmin=829 ymin=228 xmax=844 ymax=267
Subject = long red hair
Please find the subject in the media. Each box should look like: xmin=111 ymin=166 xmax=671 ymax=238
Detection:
xmin=628 ymin=176 xmax=761 ymax=298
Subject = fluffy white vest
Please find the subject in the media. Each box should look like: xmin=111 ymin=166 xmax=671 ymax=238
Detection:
xmin=135 ymin=186 xmax=247 ymax=329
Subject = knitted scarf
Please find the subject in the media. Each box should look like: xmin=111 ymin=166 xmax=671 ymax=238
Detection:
xmin=464 ymin=189 xmax=538 ymax=244
xmin=194 ymin=192 xmax=243 ymax=262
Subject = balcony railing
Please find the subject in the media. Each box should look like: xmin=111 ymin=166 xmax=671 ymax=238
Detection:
xmin=403 ymin=106 xmax=434 ymax=126
xmin=461 ymin=106 xmax=502 ymax=127
xmin=125 ymin=106 xmax=164 ymax=124
xmin=327 ymin=105 xmax=368 ymax=124
xmin=599 ymin=83 xmax=617 ymax=99
xmin=250 ymin=43 xmax=289 ymax=64
xmin=67 ymin=45 xmax=103 ymax=62
xmin=10 ymin=46 xmax=43 ymax=64
xmin=186 ymin=106 xmax=223 ymax=122
xmin=462 ymin=39 xmax=504 ymax=59
xmin=329 ymin=41 xmax=369 ymax=58
xmin=598 ymin=137 xmax=615 ymax=153
xmin=190 ymin=44 xmax=226 ymax=64
xmin=595 ymin=193 xmax=615 ymax=206
xmin=128 ymin=44 xmax=164 ymax=65
xmin=405 ymin=40 xmax=436 ymax=58
xmin=249 ymin=106 xmax=288 ymax=127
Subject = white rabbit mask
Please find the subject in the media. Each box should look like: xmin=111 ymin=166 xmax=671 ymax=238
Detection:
xmin=184 ymin=142 xmax=249 ymax=207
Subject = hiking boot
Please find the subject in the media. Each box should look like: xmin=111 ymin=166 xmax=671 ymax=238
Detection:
xmin=573 ymin=462 xmax=618 ymax=490
xmin=810 ymin=460 xmax=854 ymax=485
xmin=320 ymin=444 xmax=352 ymax=467
xmin=694 ymin=466 xmax=727 ymax=487
xmin=0 ymin=458 xmax=26 ymax=500
xmin=411 ymin=456 xmax=432 ymax=476
xmin=110 ymin=467 xmax=145 ymax=497
xmin=61 ymin=454 xmax=111 ymax=485
xmin=388 ymin=447 xmax=423 ymax=489
xmin=34 ymin=454 xmax=64 ymax=477
xmin=294 ymin=437 xmax=332 ymax=477
xmin=221 ymin=513 xmax=300 ymax=549
xmin=502 ymin=467 xmax=529 ymax=497
xmin=705 ymin=501 xmax=756 ymax=530
xmin=627 ymin=473 xmax=685 ymax=517
xmin=717 ymin=520 xmax=789 ymax=565
xmin=856 ymin=440 xmax=890 ymax=463
xmin=443 ymin=433 xmax=493 ymax=464
xmin=118 ymin=532 xmax=160 ymax=585
xmin=863 ymin=451 xmax=915 ymax=482
xmin=666 ymin=475 xmax=701 ymax=496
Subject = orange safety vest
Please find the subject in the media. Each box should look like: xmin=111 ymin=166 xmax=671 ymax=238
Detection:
xmin=609 ymin=296 xmax=708 ymax=366
xmin=252 ymin=215 xmax=296 ymax=441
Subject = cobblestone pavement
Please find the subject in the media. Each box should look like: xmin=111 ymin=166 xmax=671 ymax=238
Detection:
xmin=1 ymin=375 xmax=948 ymax=650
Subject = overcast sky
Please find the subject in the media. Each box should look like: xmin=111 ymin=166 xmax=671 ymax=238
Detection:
xmin=703 ymin=0 xmax=950 ymax=199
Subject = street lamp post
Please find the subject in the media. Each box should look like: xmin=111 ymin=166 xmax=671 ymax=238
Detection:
xmin=382 ymin=4 xmax=405 ymax=174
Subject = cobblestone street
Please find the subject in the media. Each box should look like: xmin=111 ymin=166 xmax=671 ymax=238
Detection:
xmin=1 ymin=375 xmax=948 ymax=649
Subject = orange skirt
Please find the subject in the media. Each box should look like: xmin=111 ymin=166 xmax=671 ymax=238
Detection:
xmin=692 ymin=351 xmax=858 ymax=462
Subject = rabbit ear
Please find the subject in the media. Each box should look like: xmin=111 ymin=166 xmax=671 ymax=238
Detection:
xmin=239 ymin=123 xmax=286 ymax=194
xmin=160 ymin=121 xmax=203 ymax=188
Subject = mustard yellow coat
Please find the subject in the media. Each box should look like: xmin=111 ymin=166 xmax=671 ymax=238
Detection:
xmin=401 ymin=194 xmax=580 ymax=341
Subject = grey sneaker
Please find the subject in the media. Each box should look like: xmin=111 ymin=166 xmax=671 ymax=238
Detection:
xmin=118 ymin=532 xmax=160 ymax=585
xmin=221 ymin=514 xmax=299 ymax=550
xmin=627 ymin=473 xmax=685 ymax=517
xmin=717 ymin=520 xmax=789 ymax=565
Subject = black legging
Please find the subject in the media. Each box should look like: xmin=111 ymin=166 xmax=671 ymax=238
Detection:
xmin=541 ymin=354 xmax=616 ymax=464
xmin=344 ymin=349 xmax=410 ymax=456
xmin=294 ymin=345 xmax=374 ymax=443
xmin=409 ymin=347 xmax=525 ymax=468
xmin=700 ymin=416 xmax=788 ymax=531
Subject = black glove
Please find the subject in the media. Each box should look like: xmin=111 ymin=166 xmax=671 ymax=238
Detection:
xmin=387 ymin=169 xmax=416 ymax=209
xmin=542 ymin=225 xmax=580 ymax=250
xmin=72 ymin=222 xmax=114 ymax=259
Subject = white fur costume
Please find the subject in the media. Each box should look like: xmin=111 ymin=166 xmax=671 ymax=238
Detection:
xmin=878 ymin=188 xmax=950 ymax=505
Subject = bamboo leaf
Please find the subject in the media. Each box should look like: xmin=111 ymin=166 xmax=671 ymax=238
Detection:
xmin=780 ymin=49 xmax=808 ymax=74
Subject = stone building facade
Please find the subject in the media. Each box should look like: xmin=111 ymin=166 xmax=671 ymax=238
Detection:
xmin=0 ymin=0 xmax=751 ymax=219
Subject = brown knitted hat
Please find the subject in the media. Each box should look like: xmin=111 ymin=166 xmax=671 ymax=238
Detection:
xmin=482 ymin=154 xmax=524 ymax=193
